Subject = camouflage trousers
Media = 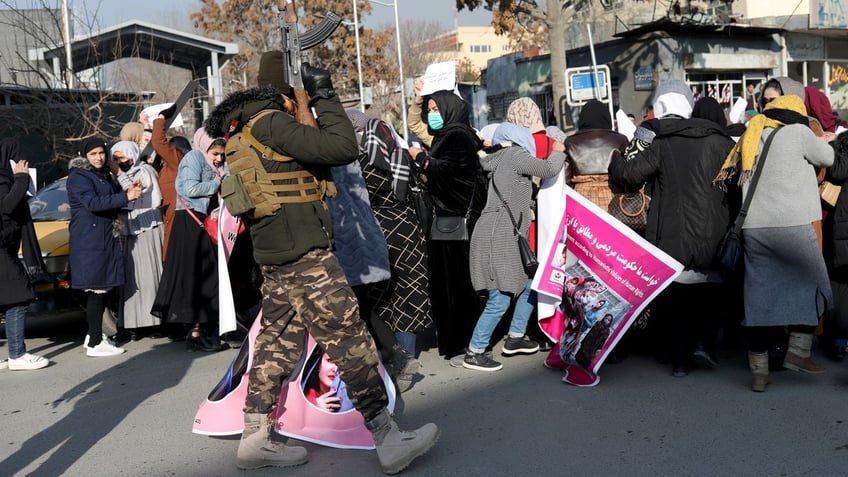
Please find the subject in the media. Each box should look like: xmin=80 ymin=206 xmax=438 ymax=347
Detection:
xmin=244 ymin=248 xmax=388 ymax=422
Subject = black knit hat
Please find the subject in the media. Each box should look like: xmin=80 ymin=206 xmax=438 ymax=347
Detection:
xmin=257 ymin=51 xmax=294 ymax=98
xmin=79 ymin=137 xmax=107 ymax=157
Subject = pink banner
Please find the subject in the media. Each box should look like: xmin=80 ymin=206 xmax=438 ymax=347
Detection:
xmin=193 ymin=315 xmax=396 ymax=449
xmin=533 ymin=187 xmax=682 ymax=386
xmin=195 ymin=207 xmax=395 ymax=447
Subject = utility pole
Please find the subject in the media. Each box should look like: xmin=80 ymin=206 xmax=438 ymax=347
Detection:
xmin=60 ymin=0 xmax=74 ymax=88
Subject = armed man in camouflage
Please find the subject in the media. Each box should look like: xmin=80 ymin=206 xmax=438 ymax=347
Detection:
xmin=204 ymin=51 xmax=438 ymax=475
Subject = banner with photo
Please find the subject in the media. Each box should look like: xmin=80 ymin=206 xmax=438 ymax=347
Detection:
xmin=192 ymin=319 xmax=396 ymax=449
xmin=533 ymin=187 xmax=683 ymax=386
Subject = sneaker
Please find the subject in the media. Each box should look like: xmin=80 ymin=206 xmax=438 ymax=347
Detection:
xmin=693 ymin=348 xmax=718 ymax=369
xmin=502 ymin=335 xmax=540 ymax=356
xmin=8 ymin=353 xmax=49 ymax=371
xmin=86 ymin=340 xmax=126 ymax=357
xmin=83 ymin=334 xmax=117 ymax=350
xmin=462 ymin=350 xmax=503 ymax=371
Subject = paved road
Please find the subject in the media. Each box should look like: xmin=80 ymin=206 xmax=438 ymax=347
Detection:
xmin=2 ymin=315 xmax=847 ymax=476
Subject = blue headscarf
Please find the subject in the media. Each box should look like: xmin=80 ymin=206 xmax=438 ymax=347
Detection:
xmin=492 ymin=122 xmax=536 ymax=157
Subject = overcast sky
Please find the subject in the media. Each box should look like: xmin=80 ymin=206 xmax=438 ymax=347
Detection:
xmin=82 ymin=0 xmax=493 ymax=30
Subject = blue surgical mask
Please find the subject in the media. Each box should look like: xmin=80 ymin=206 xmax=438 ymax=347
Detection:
xmin=427 ymin=113 xmax=444 ymax=130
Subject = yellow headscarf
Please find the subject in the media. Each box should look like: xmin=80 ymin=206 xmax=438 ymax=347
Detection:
xmin=715 ymin=94 xmax=808 ymax=184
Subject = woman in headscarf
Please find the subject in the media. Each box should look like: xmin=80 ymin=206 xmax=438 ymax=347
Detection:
xmin=345 ymin=109 xmax=432 ymax=392
xmin=611 ymin=79 xmax=736 ymax=378
xmin=564 ymin=99 xmax=629 ymax=210
xmin=110 ymin=141 xmax=164 ymax=339
xmin=408 ymin=90 xmax=487 ymax=360
xmin=151 ymin=127 xmax=227 ymax=352
xmin=68 ymin=137 xmax=142 ymax=357
xmin=0 ymin=139 xmax=49 ymax=370
xmin=462 ymin=123 xmax=565 ymax=371
xmin=715 ymin=94 xmax=834 ymax=391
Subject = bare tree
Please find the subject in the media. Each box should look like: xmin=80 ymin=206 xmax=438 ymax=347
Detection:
xmin=0 ymin=1 xmax=169 ymax=181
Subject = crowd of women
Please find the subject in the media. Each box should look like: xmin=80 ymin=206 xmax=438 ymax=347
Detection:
xmin=4 ymin=74 xmax=847 ymax=397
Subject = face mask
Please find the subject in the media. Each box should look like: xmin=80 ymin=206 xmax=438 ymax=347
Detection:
xmin=427 ymin=113 xmax=444 ymax=130
xmin=118 ymin=161 xmax=133 ymax=173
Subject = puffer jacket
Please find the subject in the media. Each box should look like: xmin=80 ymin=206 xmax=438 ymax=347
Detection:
xmin=609 ymin=117 xmax=735 ymax=270
xmin=205 ymin=86 xmax=359 ymax=265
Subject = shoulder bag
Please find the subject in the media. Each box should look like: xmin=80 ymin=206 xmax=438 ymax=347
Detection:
xmin=716 ymin=128 xmax=779 ymax=275
xmin=429 ymin=180 xmax=476 ymax=242
xmin=490 ymin=178 xmax=539 ymax=277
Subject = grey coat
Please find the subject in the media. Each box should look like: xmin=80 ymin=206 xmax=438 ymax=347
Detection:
xmin=469 ymin=145 xmax=565 ymax=295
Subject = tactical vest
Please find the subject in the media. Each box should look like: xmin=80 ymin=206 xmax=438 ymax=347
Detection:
xmin=223 ymin=109 xmax=336 ymax=219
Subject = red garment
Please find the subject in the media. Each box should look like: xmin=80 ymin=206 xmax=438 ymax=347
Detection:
xmin=150 ymin=117 xmax=185 ymax=261
xmin=528 ymin=131 xmax=556 ymax=252
xmin=304 ymin=387 xmax=321 ymax=406
xmin=805 ymin=86 xmax=846 ymax=133
xmin=532 ymin=131 xmax=555 ymax=159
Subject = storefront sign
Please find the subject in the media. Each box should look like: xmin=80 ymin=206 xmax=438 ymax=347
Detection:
xmin=634 ymin=66 xmax=654 ymax=91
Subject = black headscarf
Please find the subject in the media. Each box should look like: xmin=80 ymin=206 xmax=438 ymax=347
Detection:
xmin=692 ymin=97 xmax=728 ymax=128
xmin=419 ymin=90 xmax=485 ymax=216
xmin=578 ymin=100 xmax=612 ymax=130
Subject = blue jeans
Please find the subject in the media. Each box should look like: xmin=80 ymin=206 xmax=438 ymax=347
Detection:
xmin=469 ymin=279 xmax=535 ymax=353
xmin=395 ymin=331 xmax=417 ymax=356
xmin=2 ymin=303 xmax=28 ymax=359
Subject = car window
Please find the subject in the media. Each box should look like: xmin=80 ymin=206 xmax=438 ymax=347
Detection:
xmin=29 ymin=179 xmax=70 ymax=221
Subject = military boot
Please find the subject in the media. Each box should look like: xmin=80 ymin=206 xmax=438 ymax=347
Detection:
xmin=236 ymin=412 xmax=308 ymax=469
xmin=365 ymin=408 xmax=439 ymax=474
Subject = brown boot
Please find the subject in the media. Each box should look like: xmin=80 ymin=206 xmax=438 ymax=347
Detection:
xmin=782 ymin=332 xmax=825 ymax=374
xmin=236 ymin=412 xmax=308 ymax=469
xmin=748 ymin=352 xmax=772 ymax=392
xmin=366 ymin=408 xmax=439 ymax=474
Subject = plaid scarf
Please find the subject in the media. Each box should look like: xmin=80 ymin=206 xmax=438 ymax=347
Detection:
xmin=362 ymin=118 xmax=410 ymax=202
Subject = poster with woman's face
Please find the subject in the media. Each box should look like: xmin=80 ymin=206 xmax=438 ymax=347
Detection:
xmin=301 ymin=347 xmax=355 ymax=414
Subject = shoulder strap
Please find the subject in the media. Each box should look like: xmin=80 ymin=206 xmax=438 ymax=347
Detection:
xmin=177 ymin=196 xmax=204 ymax=227
xmin=490 ymin=178 xmax=521 ymax=234
xmin=731 ymin=128 xmax=780 ymax=233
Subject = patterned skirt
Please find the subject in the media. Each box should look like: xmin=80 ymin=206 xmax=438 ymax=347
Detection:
xmin=368 ymin=202 xmax=433 ymax=333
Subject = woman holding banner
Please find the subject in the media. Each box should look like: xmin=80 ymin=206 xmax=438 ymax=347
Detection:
xmin=609 ymin=79 xmax=735 ymax=378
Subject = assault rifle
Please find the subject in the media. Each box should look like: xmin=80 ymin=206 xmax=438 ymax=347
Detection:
xmin=276 ymin=0 xmax=342 ymax=127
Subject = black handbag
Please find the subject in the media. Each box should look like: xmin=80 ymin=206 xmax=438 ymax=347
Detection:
xmin=429 ymin=180 xmax=476 ymax=242
xmin=429 ymin=215 xmax=468 ymax=241
xmin=491 ymin=179 xmax=538 ymax=277
xmin=716 ymin=128 xmax=779 ymax=275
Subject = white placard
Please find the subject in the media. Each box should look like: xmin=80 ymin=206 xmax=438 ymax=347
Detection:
xmin=142 ymin=103 xmax=185 ymax=129
xmin=419 ymin=61 xmax=457 ymax=96
xmin=728 ymin=97 xmax=748 ymax=124
xmin=615 ymin=109 xmax=636 ymax=141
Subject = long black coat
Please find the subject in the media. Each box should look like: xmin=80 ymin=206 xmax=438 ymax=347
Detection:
xmin=609 ymin=118 xmax=736 ymax=270
xmin=0 ymin=153 xmax=36 ymax=306
xmin=826 ymin=134 xmax=848 ymax=273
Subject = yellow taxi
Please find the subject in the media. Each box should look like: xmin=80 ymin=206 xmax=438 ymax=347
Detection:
xmin=24 ymin=178 xmax=84 ymax=318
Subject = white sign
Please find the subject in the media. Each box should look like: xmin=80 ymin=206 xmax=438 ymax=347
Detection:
xmin=419 ymin=61 xmax=456 ymax=96
xmin=565 ymin=65 xmax=612 ymax=106
xmin=142 ymin=103 xmax=185 ymax=129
